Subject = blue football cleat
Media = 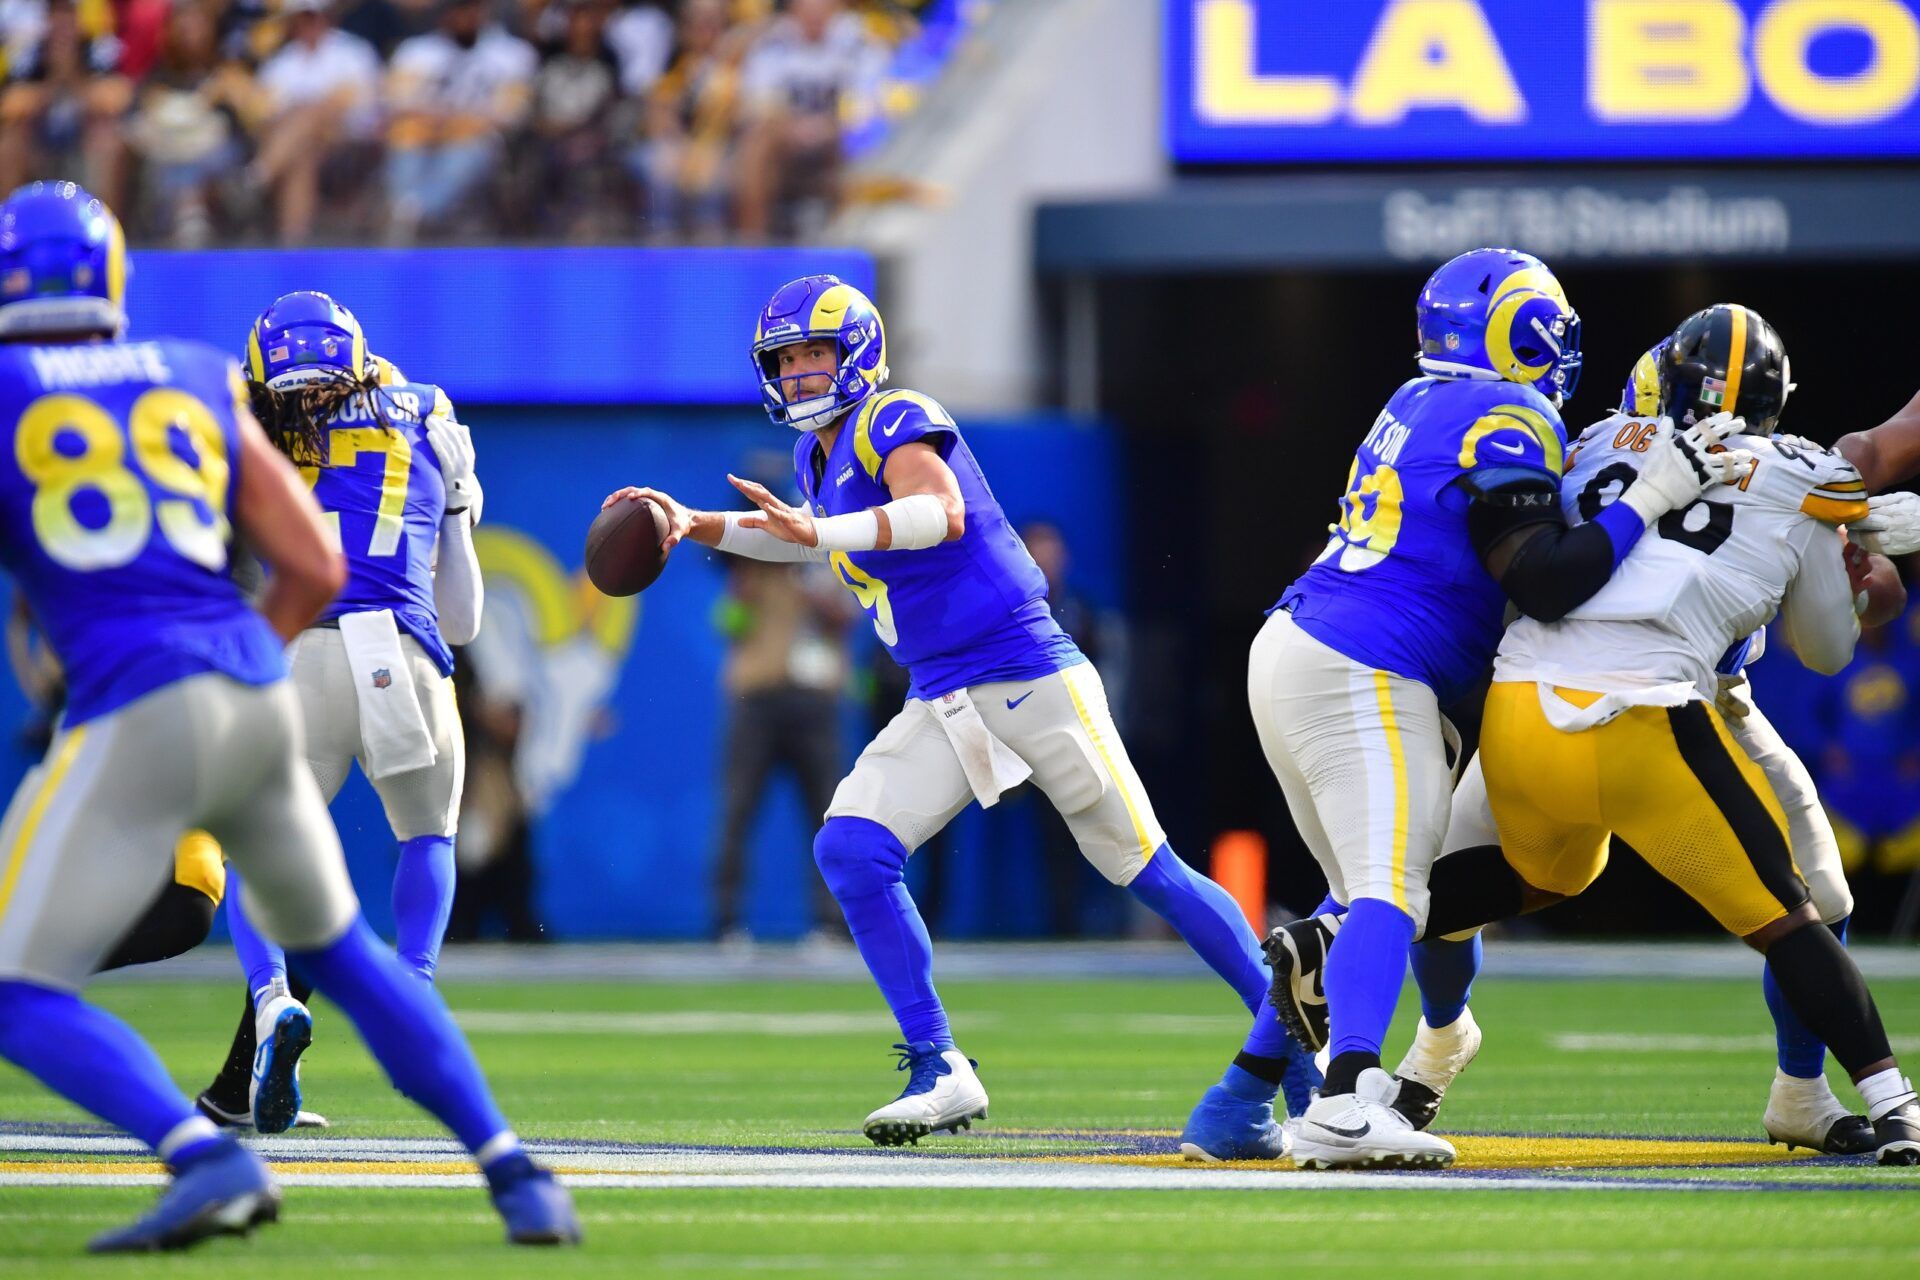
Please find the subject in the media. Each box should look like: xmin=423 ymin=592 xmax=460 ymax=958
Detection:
xmin=250 ymin=994 xmax=313 ymax=1136
xmin=1179 ymin=1067 xmax=1291 ymax=1163
xmin=88 ymin=1137 xmax=280 ymax=1253
xmin=490 ymin=1163 xmax=583 ymax=1245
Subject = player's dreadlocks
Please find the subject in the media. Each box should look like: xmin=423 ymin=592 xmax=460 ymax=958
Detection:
xmin=250 ymin=371 xmax=396 ymax=467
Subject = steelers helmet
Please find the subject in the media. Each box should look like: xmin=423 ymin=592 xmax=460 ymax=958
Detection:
xmin=1659 ymin=304 xmax=1793 ymax=435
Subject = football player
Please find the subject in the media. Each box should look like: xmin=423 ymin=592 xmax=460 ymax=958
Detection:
xmin=1272 ymin=321 xmax=1912 ymax=1154
xmin=604 ymin=275 xmax=1313 ymax=1151
xmin=192 ymin=291 xmax=485 ymax=1135
xmin=0 ymin=182 xmax=575 ymax=1250
xmin=1226 ymin=248 xmax=1747 ymax=1170
xmin=1274 ymin=305 xmax=1920 ymax=1165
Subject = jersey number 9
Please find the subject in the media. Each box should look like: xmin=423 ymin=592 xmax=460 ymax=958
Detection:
xmin=15 ymin=391 xmax=230 ymax=572
xmin=830 ymin=551 xmax=898 ymax=646
xmin=1323 ymin=459 xmax=1404 ymax=572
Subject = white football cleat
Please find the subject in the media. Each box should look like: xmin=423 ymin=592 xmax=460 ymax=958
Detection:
xmin=1291 ymin=1067 xmax=1456 ymax=1170
xmin=249 ymin=994 xmax=314 ymax=1136
xmin=1764 ymin=1069 xmax=1877 ymax=1154
xmin=862 ymin=1042 xmax=989 ymax=1147
xmin=1391 ymin=1009 xmax=1483 ymax=1132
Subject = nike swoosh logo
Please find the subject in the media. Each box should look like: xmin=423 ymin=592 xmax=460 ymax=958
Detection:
xmin=1006 ymin=691 xmax=1034 ymax=710
xmin=883 ymin=422 xmax=900 ymax=437
xmin=1489 ymin=439 xmax=1527 ymax=455
xmin=1310 ymin=1120 xmax=1371 ymax=1139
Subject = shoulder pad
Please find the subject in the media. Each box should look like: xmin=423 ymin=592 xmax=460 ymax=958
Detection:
xmin=852 ymin=388 xmax=958 ymax=481
xmin=1758 ymin=436 xmax=1868 ymax=525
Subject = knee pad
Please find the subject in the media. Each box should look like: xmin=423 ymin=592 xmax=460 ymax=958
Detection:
xmin=813 ymin=817 xmax=907 ymax=902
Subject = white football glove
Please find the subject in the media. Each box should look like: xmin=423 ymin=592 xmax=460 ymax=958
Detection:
xmin=424 ymin=412 xmax=480 ymax=521
xmin=1849 ymin=490 xmax=1920 ymax=558
xmin=1619 ymin=413 xmax=1754 ymax=525
xmin=1713 ymin=670 xmax=1752 ymax=722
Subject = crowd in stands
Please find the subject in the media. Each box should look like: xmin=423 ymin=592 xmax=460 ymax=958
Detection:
xmin=0 ymin=0 xmax=969 ymax=245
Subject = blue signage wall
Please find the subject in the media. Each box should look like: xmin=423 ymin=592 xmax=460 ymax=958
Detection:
xmin=122 ymin=247 xmax=875 ymax=405
xmin=0 ymin=409 xmax=1122 ymax=941
xmin=1168 ymin=0 xmax=1920 ymax=163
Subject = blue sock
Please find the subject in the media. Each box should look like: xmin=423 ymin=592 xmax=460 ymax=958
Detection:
xmin=393 ymin=834 xmax=457 ymax=981
xmin=814 ymin=817 xmax=952 ymax=1049
xmin=1324 ymin=897 xmax=1415 ymax=1061
xmin=226 ymin=874 xmax=287 ymax=999
xmin=1128 ymin=844 xmax=1268 ymax=1014
xmin=0 ymin=980 xmax=218 ymax=1164
xmin=1766 ymin=916 xmax=1848 ymax=1078
xmin=290 ymin=918 xmax=516 ymax=1158
xmin=1313 ymin=894 xmax=1346 ymax=917
xmin=1410 ymin=933 xmax=1482 ymax=1029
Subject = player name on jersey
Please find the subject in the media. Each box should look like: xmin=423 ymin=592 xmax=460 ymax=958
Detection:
xmin=26 ymin=342 xmax=173 ymax=389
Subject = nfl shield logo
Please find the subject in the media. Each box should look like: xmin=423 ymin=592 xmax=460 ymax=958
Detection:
xmin=1700 ymin=376 xmax=1728 ymax=407
xmin=1444 ymin=332 xmax=1460 ymax=351
xmin=371 ymin=669 xmax=392 ymax=689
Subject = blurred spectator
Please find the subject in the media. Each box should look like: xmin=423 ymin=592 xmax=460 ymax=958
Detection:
xmin=383 ymin=0 xmax=536 ymax=242
xmin=604 ymin=0 xmax=671 ymax=97
xmin=336 ymin=0 xmax=433 ymax=56
xmin=0 ymin=0 xmax=130 ymax=210
xmin=735 ymin=0 xmax=884 ymax=238
xmin=124 ymin=2 xmax=257 ymax=247
xmin=529 ymin=0 xmax=623 ymax=239
xmin=632 ymin=0 xmax=739 ymax=240
xmin=710 ymin=518 xmax=852 ymax=944
xmin=253 ymin=0 xmax=382 ymax=244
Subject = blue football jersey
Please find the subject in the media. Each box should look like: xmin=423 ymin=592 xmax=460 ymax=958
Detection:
xmin=301 ymin=382 xmax=454 ymax=674
xmin=1278 ymin=377 xmax=1567 ymax=704
xmin=794 ymin=388 xmax=1082 ymax=699
xmin=0 ymin=339 xmax=283 ymax=724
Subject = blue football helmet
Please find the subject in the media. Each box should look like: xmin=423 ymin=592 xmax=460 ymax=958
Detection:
xmin=0 ymin=181 xmax=127 ymax=339
xmin=246 ymin=291 xmax=369 ymax=391
xmin=751 ymin=274 xmax=887 ymax=431
xmin=1416 ymin=248 xmax=1581 ymax=404
xmin=1620 ymin=339 xmax=1668 ymax=417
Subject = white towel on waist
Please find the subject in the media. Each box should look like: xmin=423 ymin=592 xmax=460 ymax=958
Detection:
xmin=1537 ymin=680 xmax=1699 ymax=733
xmin=338 ymin=609 xmax=438 ymax=779
xmin=925 ymin=688 xmax=1031 ymax=808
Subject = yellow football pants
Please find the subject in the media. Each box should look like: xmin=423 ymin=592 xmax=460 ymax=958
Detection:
xmin=1481 ymin=681 xmax=1808 ymax=938
xmin=174 ymin=829 xmax=226 ymax=904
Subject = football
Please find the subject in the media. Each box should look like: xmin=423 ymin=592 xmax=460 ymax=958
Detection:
xmin=584 ymin=496 xmax=669 ymax=596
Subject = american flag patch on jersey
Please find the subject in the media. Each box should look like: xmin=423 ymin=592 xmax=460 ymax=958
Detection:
xmin=1700 ymin=376 xmax=1727 ymax=406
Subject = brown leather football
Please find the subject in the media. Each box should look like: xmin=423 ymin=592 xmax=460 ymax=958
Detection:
xmin=585 ymin=496 xmax=669 ymax=597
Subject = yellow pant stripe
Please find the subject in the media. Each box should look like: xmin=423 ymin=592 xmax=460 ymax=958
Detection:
xmin=1373 ymin=671 xmax=1410 ymax=912
xmin=0 ymin=727 xmax=88 ymax=924
xmin=1061 ymin=666 xmax=1156 ymax=863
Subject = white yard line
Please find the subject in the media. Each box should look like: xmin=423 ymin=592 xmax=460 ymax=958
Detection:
xmin=1553 ymin=1033 xmax=1920 ymax=1053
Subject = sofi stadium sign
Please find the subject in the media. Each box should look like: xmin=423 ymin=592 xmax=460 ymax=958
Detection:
xmin=1167 ymin=0 xmax=1920 ymax=162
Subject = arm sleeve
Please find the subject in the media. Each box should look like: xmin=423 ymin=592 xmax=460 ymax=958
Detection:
xmin=1463 ymin=471 xmax=1644 ymax=623
xmin=1779 ymin=526 xmax=1861 ymax=676
xmin=852 ymin=392 xmax=959 ymax=483
xmin=432 ymin=515 xmax=484 ymax=646
xmin=716 ymin=513 xmax=828 ymax=563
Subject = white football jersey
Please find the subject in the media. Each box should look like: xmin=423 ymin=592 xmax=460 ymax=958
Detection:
xmin=1495 ymin=412 xmax=1863 ymax=697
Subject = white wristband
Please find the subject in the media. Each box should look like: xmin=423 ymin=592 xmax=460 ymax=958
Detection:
xmin=812 ymin=508 xmax=882 ymax=553
xmin=878 ymin=493 xmax=951 ymax=550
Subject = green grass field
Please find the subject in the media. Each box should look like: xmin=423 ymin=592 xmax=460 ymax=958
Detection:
xmin=4 ymin=966 xmax=1919 ymax=1277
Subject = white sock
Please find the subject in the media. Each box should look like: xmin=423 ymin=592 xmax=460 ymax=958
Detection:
xmin=156 ymin=1115 xmax=221 ymax=1164
xmin=476 ymin=1130 xmax=524 ymax=1168
xmin=1856 ymin=1068 xmax=1917 ymax=1122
